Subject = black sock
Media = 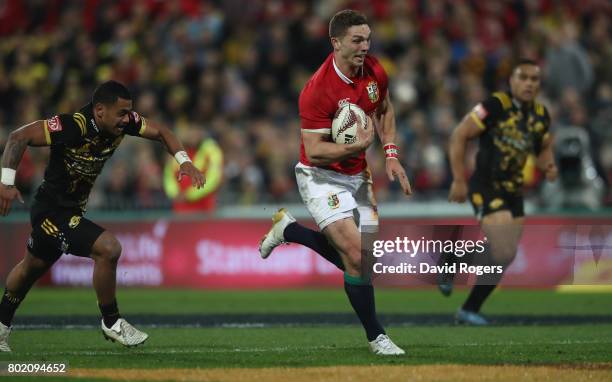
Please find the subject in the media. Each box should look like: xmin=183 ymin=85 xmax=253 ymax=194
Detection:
xmin=462 ymin=284 xmax=497 ymax=313
xmin=284 ymin=222 xmax=345 ymax=271
xmin=462 ymin=243 xmax=505 ymax=313
xmin=0 ymin=290 xmax=23 ymax=327
xmin=99 ymin=300 xmax=121 ymax=327
xmin=344 ymin=273 xmax=385 ymax=341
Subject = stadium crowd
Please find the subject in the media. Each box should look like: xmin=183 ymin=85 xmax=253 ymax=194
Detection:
xmin=0 ymin=0 xmax=611 ymax=209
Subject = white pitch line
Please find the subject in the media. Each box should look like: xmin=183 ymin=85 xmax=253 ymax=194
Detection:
xmin=14 ymin=339 xmax=612 ymax=357
xmin=19 ymin=345 xmax=344 ymax=357
xmin=456 ymin=339 xmax=612 ymax=346
xmin=14 ymin=323 xmax=271 ymax=330
xmin=14 ymin=319 xmax=612 ymax=331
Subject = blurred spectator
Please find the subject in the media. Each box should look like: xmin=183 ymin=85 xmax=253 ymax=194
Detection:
xmin=544 ymin=21 xmax=594 ymax=101
xmin=136 ymin=141 xmax=166 ymax=209
xmin=0 ymin=0 xmax=611 ymax=209
xmin=103 ymin=161 xmax=136 ymax=209
xmin=164 ymin=126 xmax=223 ymax=214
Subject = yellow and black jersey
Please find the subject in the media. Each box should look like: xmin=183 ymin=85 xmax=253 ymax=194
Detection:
xmin=34 ymin=103 xmax=147 ymax=210
xmin=469 ymin=91 xmax=550 ymax=194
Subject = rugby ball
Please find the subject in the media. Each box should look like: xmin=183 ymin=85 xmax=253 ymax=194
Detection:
xmin=331 ymin=103 xmax=367 ymax=144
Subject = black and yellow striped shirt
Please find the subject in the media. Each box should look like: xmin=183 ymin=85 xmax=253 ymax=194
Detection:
xmin=35 ymin=103 xmax=147 ymax=210
xmin=469 ymin=91 xmax=550 ymax=194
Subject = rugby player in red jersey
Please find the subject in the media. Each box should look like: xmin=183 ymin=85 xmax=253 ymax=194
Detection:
xmin=259 ymin=10 xmax=411 ymax=355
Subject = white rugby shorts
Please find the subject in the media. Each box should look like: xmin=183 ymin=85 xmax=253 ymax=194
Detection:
xmin=295 ymin=162 xmax=379 ymax=231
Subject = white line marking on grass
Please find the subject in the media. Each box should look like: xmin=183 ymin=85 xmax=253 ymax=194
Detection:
xmin=16 ymin=339 xmax=612 ymax=358
xmin=450 ymin=339 xmax=612 ymax=347
xmin=220 ymin=323 xmax=266 ymax=328
xmin=14 ymin=323 xmax=272 ymax=330
xmin=20 ymin=345 xmax=346 ymax=357
xmin=14 ymin=324 xmax=95 ymax=330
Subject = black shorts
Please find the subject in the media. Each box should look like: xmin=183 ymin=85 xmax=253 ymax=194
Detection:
xmin=27 ymin=201 xmax=105 ymax=263
xmin=468 ymin=183 xmax=524 ymax=220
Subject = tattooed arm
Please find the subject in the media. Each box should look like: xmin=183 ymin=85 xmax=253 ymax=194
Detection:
xmin=1 ymin=120 xmax=49 ymax=216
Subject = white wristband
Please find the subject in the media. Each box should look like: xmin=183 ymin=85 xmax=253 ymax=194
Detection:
xmin=174 ymin=151 xmax=192 ymax=166
xmin=1 ymin=168 xmax=16 ymax=186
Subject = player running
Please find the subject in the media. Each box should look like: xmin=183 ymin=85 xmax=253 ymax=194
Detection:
xmin=0 ymin=81 xmax=204 ymax=351
xmin=259 ymin=10 xmax=411 ymax=355
xmin=441 ymin=59 xmax=558 ymax=324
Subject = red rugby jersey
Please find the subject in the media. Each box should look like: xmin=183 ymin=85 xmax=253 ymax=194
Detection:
xmin=298 ymin=53 xmax=389 ymax=175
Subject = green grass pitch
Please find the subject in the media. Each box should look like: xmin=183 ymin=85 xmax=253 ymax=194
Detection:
xmin=0 ymin=287 xmax=610 ymax=380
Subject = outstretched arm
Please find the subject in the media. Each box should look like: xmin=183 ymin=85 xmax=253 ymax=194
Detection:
xmin=375 ymin=92 xmax=411 ymax=195
xmin=139 ymin=120 xmax=205 ymax=189
xmin=1 ymin=121 xmax=49 ymax=215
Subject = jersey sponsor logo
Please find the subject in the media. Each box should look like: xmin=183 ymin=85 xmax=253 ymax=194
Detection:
xmin=366 ymin=81 xmax=379 ymax=103
xmin=68 ymin=215 xmax=82 ymax=229
xmin=131 ymin=111 xmax=140 ymax=123
xmin=327 ymin=193 xmax=340 ymax=209
xmin=90 ymin=118 xmax=100 ymax=132
xmin=489 ymin=198 xmax=504 ymax=210
xmin=473 ymin=103 xmax=488 ymax=120
xmin=133 ymin=111 xmax=147 ymax=134
xmin=47 ymin=116 xmax=63 ymax=132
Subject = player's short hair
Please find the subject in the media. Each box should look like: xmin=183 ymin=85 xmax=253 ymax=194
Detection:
xmin=92 ymin=80 xmax=132 ymax=106
xmin=329 ymin=9 xmax=368 ymax=38
xmin=512 ymin=58 xmax=539 ymax=73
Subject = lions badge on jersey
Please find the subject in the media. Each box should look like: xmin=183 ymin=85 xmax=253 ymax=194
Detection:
xmin=46 ymin=115 xmax=63 ymax=132
xmin=328 ymin=193 xmax=340 ymax=209
xmin=366 ymin=81 xmax=379 ymax=103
